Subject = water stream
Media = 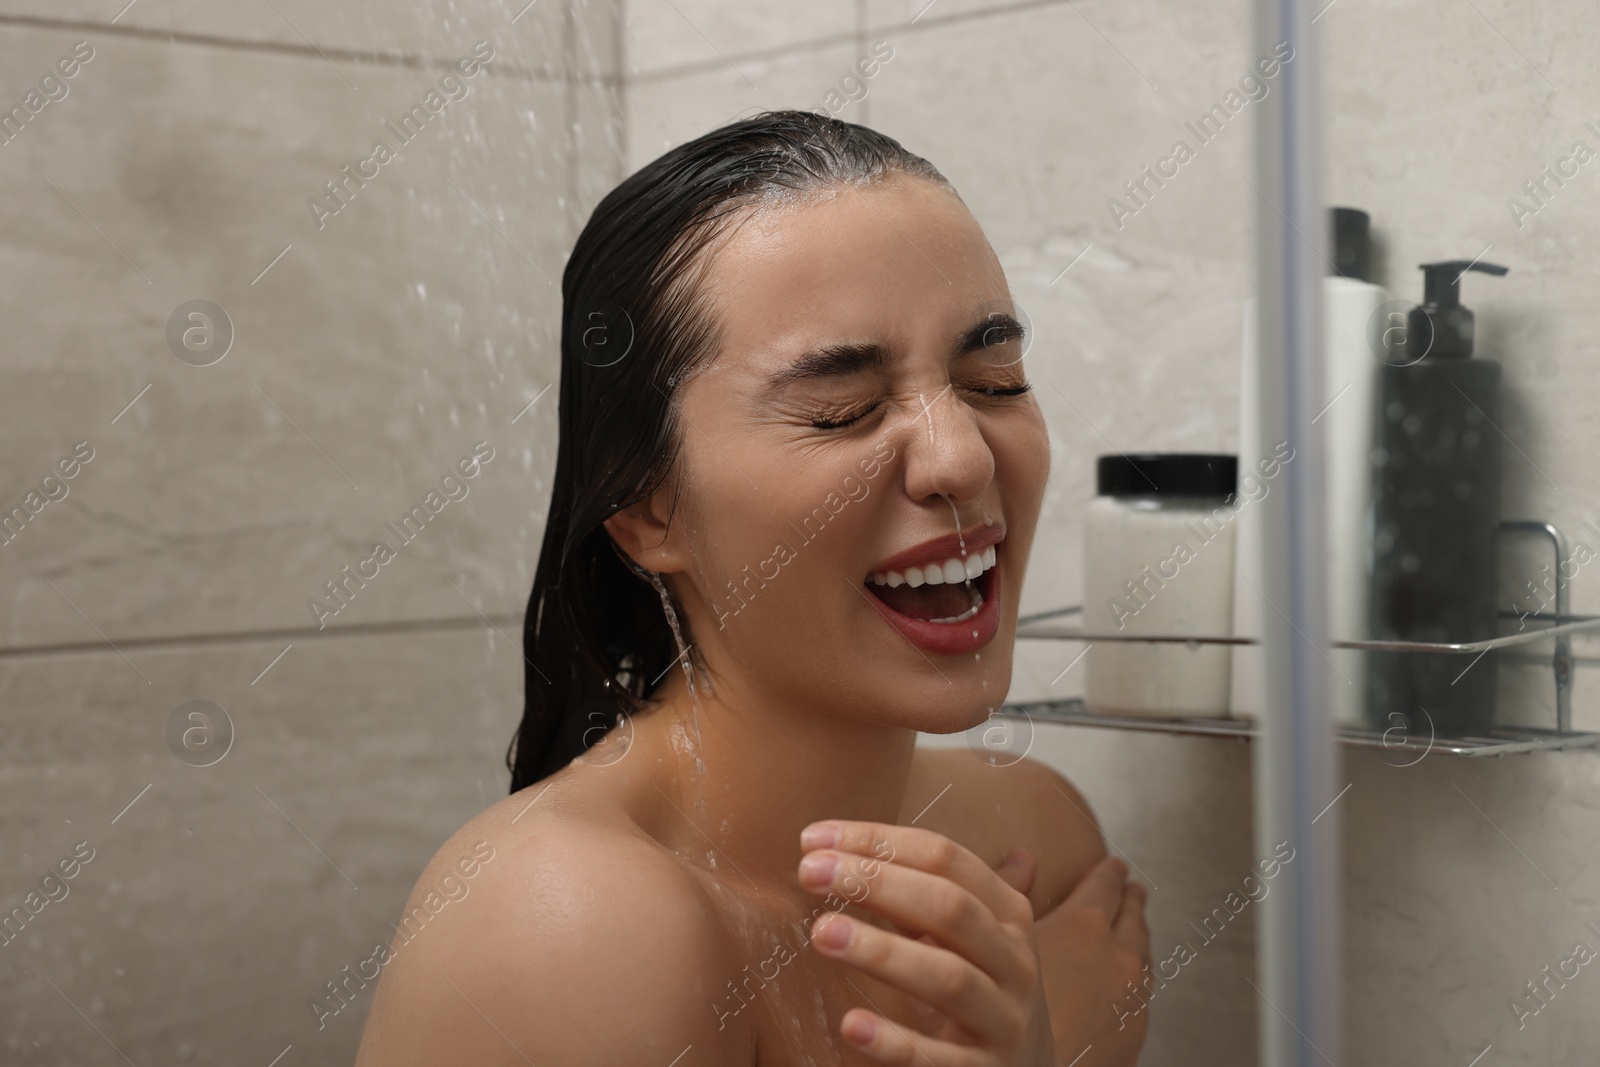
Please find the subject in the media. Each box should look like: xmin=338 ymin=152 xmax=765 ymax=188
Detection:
xmin=647 ymin=569 xmax=709 ymax=780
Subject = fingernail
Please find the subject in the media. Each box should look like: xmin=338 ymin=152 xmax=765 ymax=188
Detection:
xmin=813 ymin=914 xmax=852 ymax=950
xmin=842 ymin=1013 xmax=877 ymax=1045
xmin=1003 ymin=846 xmax=1029 ymax=866
xmin=799 ymin=851 xmax=838 ymax=887
xmin=801 ymin=822 xmax=838 ymax=850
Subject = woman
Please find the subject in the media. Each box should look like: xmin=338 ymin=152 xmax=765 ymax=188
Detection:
xmin=356 ymin=109 xmax=1150 ymax=1067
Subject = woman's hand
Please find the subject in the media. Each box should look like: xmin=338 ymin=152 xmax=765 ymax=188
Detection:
xmin=798 ymin=820 xmax=1057 ymax=1066
xmin=998 ymin=851 xmax=1152 ymax=1067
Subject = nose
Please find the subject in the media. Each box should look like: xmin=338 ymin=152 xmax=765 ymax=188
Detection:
xmin=897 ymin=385 xmax=995 ymax=513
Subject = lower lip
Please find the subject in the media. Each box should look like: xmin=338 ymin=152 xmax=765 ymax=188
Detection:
xmin=861 ymin=549 xmax=1003 ymax=657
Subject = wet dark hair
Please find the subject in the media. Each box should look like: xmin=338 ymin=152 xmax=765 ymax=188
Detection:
xmin=506 ymin=108 xmax=952 ymax=793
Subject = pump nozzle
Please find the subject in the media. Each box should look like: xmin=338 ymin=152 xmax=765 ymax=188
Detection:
xmin=1407 ymin=259 xmax=1509 ymax=360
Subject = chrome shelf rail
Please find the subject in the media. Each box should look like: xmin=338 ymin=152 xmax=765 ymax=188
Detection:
xmin=1014 ymin=605 xmax=1600 ymax=755
xmin=1015 ymin=612 xmax=1600 ymax=655
xmin=993 ymin=698 xmax=1600 ymax=758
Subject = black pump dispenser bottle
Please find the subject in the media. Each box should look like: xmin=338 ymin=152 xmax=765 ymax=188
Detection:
xmin=1367 ymin=259 xmax=1509 ymax=737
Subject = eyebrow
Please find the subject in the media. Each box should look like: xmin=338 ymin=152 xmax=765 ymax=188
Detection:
xmin=765 ymin=312 xmax=1028 ymax=389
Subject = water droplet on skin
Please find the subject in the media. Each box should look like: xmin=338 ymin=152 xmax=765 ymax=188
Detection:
xmin=945 ymin=493 xmax=966 ymax=554
xmin=648 ymin=571 xmax=698 ymax=706
xmin=645 ymin=571 xmax=713 ymax=798
xmin=917 ymin=390 xmax=968 ymax=555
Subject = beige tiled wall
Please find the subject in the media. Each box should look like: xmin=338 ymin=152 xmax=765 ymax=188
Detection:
xmin=7 ymin=0 xmax=1600 ymax=1064
xmin=0 ymin=1 xmax=619 ymax=1063
xmin=3 ymin=627 xmax=521 ymax=1062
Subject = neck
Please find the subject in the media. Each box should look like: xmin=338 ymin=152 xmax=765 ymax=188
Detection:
xmin=631 ymin=665 xmax=919 ymax=890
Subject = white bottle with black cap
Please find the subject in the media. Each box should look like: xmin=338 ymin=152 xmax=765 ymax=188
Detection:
xmin=1082 ymin=453 xmax=1239 ymax=718
xmin=1230 ymin=206 xmax=1389 ymax=725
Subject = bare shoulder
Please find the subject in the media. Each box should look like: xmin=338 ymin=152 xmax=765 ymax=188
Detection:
xmin=905 ymin=745 xmax=1108 ymax=913
xmin=355 ymin=782 xmax=753 ymax=1067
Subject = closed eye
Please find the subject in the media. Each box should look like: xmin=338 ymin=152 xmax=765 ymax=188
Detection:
xmin=809 ymin=382 xmax=1029 ymax=430
xmin=810 ymin=403 xmax=880 ymax=430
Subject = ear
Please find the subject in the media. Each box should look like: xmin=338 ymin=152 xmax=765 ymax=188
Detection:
xmin=601 ymin=491 xmax=685 ymax=574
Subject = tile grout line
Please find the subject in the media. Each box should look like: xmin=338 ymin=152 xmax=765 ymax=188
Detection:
xmin=615 ymin=0 xmax=629 ymax=175
xmin=0 ymin=611 xmax=525 ymax=662
xmin=0 ymin=12 xmax=619 ymax=86
xmin=622 ymin=0 xmax=1079 ymax=86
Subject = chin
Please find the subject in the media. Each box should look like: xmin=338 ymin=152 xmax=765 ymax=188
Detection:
xmin=878 ymin=656 xmax=1018 ymax=735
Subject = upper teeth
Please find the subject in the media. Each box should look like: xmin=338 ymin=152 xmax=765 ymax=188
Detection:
xmin=869 ymin=545 xmax=997 ymax=588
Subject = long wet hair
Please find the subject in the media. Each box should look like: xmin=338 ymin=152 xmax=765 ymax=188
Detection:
xmin=506 ymin=108 xmax=951 ymax=793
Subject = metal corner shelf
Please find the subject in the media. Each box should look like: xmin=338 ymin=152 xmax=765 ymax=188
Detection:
xmin=995 ymin=698 xmax=1600 ymax=758
xmin=1009 ymin=601 xmax=1600 ymax=757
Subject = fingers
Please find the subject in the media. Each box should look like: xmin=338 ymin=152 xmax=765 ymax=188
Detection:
xmin=836 ymin=1006 xmax=975 ymax=1067
xmin=810 ymin=912 xmax=1014 ymax=1046
xmin=1113 ymin=880 xmax=1151 ymax=967
xmin=994 ymin=846 xmax=1037 ymax=897
xmin=800 ymin=820 xmax=1033 ymax=927
xmin=1113 ymin=877 xmax=1145 ymax=927
xmin=1064 ymin=855 xmax=1129 ymax=923
xmin=798 ymin=846 xmax=1028 ymax=988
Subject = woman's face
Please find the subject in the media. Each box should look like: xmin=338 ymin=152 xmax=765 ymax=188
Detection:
xmin=617 ymin=173 xmax=1050 ymax=732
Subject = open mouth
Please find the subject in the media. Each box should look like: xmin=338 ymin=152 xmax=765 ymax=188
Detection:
xmin=861 ymin=528 xmax=1005 ymax=657
xmin=865 ymin=544 xmax=997 ymax=624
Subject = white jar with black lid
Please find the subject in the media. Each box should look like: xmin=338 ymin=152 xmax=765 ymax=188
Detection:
xmin=1082 ymin=454 xmax=1239 ymax=718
